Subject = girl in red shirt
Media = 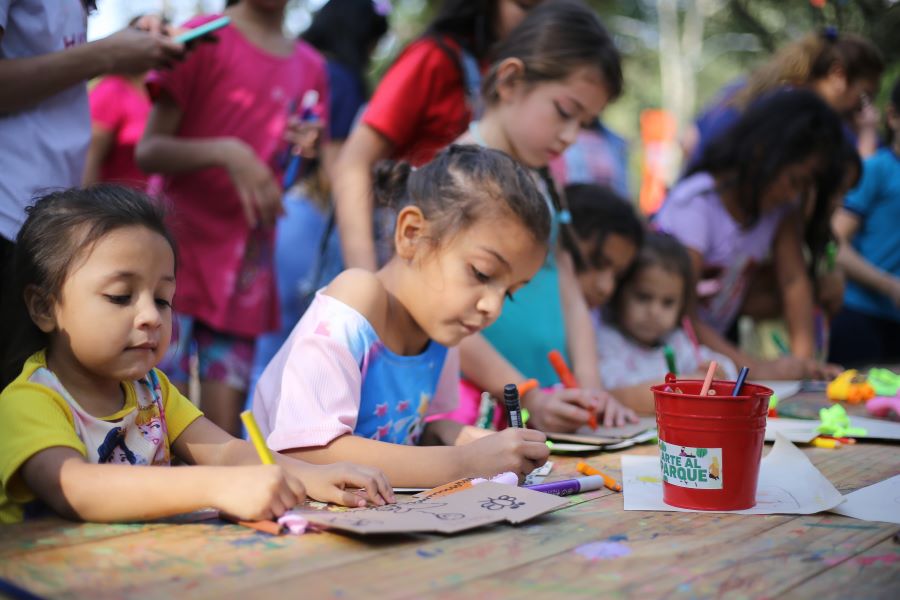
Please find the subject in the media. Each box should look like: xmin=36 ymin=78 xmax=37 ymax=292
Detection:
xmin=333 ymin=0 xmax=544 ymax=271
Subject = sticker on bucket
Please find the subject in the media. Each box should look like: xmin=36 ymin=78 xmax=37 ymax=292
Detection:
xmin=658 ymin=439 xmax=723 ymax=489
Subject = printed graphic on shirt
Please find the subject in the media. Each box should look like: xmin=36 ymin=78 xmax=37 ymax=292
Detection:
xmin=658 ymin=439 xmax=723 ymax=489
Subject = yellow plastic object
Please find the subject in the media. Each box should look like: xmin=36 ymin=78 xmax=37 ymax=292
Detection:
xmin=826 ymin=370 xmax=875 ymax=404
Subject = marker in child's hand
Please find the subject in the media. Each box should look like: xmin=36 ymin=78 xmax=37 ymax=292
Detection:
xmin=517 ymin=378 xmax=539 ymax=397
xmin=664 ymin=344 xmax=677 ymax=375
xmin=699 ymin=361 xmax=717 ymax=396
xmin=241 ymin=410 xmax=275 ymax=465
xmin=282 ymin=90 xmax=320 ymax=189
xmin=771 ymin=332 xmax=791 ymax=356
xmin=504 ymin=384 xmax=524 ymax=429
xmin=547 ymin=350 xmax=597 ymax=429
xmin=731 ymin=366 xmax=750 ymax=396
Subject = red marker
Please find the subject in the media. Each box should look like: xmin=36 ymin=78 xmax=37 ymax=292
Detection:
xmin=547 ymin=350 xmax=597 ymax=429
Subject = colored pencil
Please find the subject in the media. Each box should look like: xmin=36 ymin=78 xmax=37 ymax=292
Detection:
xmin=699 ymin=361 xmax=717 ymax=396
xmin=241 ymin=410 xmax=275 ymax=465
xmin=731 ymin=366 xmax=749 ymax=396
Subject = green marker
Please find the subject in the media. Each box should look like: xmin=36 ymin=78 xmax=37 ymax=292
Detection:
xmin=771 ymin=331 xmax=790 ymax=356
xmin=663 ymin=344 xmax=677 ymax=375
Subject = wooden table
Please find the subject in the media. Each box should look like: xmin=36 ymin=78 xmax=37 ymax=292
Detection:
xmin=2 ymin=393 xmax=899 ymax=600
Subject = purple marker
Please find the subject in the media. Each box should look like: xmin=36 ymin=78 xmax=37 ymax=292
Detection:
xmin=523 ymin=475 xmax=605 ymax=497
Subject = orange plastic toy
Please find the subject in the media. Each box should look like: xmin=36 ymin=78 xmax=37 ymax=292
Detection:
xmin=826 ymin=370 xmax=875 ymax=404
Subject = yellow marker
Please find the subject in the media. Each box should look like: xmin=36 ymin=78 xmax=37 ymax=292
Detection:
xmin=811 ymin=437 xmax=841 ymax=449
xmin=241 ymin=410 xmax=276 ymax=464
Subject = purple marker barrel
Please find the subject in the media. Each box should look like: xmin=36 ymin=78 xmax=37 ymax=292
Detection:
xmin=524 ymin=475 xmax=605 ymax=497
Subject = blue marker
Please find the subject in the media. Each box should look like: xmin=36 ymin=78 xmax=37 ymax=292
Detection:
xmin=282 ymin=89 xmax=319 ymax=189
xmin=731 ymin=366 xmax=750 ymax=396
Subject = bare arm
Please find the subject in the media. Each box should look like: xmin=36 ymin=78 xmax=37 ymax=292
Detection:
xmin=173 ymin=416 xmax=394 ymax=506
xmin=773 ymin=213 xmax=815 ymax=359
xmin=685 ymin=249 xmax=761 ymax=370
xmin=458 ymin=333 xmax=526 ymax=398
xmin=136 ymin=94 xmax=235 ymax=174
xmin=609 ymin=383 xmax=656 ymax=416
xmin=137 ymin=94 xmax=282 ymax=228
xmin=82 ymin=124 xmax=114 ymax=186
xmin=20 ymin=446 xmax=304 ymax=522
xmin=331 ymin=124 xmax=393 ymax=271
xmin=282 ymin=427 xmax=549 ymax=488
xmin=0 ymin=28 xmax=183 ymax=114
xmin=686 ymin=248 xmax=830 ymax=379
xmin=557 ymin=249 xmax=603 ymax=389
xmin=833 ymin=208 xmax=900 ymax=302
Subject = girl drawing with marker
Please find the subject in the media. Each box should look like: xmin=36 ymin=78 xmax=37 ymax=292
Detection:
xmin=252 ymin=145 xmax=552 ymax=487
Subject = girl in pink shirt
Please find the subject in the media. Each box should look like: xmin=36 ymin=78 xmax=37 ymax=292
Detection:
xmin=136 ymin=0 xmax=328 ymax=435
xmin=85 ymin=74 xmax=151 ymax=187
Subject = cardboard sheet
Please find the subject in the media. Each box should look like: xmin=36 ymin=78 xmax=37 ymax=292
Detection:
xmin=300 ymin=482 xmax=568 ymax=535
xmin=548 ymin=417 xmax=657 ymax=446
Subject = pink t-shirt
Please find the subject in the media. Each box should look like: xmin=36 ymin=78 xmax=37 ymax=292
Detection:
xmin=253 ymin=292 xmax=459 ymax=451
xmin=147 ymin=15 xmax=329 ymax=337
xmin=89 ymin=76 xmax=151 ymax=187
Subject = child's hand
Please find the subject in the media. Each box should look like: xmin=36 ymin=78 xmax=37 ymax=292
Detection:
xmin=99 ymin=27 xmax=185 ymax=74
xmin=284 ymin=117 xmax=323 ymax=159
xmin=213 ymin=465 xmax=306 ymax=520
xmin=593 ymin=390 xmax=639 ymax=428
xmin=296 ymin=462 xmax=395 ymax=507
xmin=762 ymin=357 xmax=842 ymax=380
xmin=521 ymin=387 xmax=595 ymax=433
xmin=223 ymin=139 xmax=284 ymax=228
xmin=460 ymin=428 xmax=549 ymax=481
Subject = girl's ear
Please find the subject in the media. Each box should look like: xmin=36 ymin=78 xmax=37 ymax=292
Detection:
xmin=23 ymin=285 xmax=57 ymax=333
xmin=494 ymin=57 xmax=527 ymax=103
xmin=394 ymin=205 xmax=429 ymax=261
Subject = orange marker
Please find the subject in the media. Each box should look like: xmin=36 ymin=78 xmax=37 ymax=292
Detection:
xmin=548 ymin=350 xmax=597 ymax=429
xmin=517 ymin=378 xmax=539 ymax=397
xmin=576 ymin=461 xmax=622 ymax=492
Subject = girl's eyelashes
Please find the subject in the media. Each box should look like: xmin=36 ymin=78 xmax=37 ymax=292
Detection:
xmin=471 ymin=265 xmax=490 ymax=284
xmin=472 ymin=265 xmax=514 ymax=301
xmin=104 ymin=294 xmax=131 ymax=305
xmin=155 ymin=298 xmax=172 ymax=309
xmin=553 ymin=100 xmax=573 ymax=121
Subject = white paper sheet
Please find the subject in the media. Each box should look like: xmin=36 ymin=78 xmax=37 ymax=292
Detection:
xmin=753 ymin=380 xmax=801 ymax=399
xmin=849 ymin=415 xmax=900 ymax=441
xmin=765 ymin=417 xmax=820 ymax=443
xmin=622 ymin=434 xmax=844 ymax=514
xmin=829 ymin=474 xmax=900 ymax=524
